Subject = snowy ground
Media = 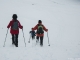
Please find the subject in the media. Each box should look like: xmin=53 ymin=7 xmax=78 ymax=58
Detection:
xmin=0 ymin=0 xmax=80 ymax=60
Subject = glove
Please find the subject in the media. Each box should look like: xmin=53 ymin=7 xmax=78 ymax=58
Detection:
xmin=7 ymin=26 xmax=9 ymax=29
xmin=46 ymin=29 xmax=48 ymax=32
xmin=22 ymin=26 xmax=23 ymax=30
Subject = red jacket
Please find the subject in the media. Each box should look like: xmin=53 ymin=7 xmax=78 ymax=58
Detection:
xmin=32 ymin=23 xmax=48 ymax=37
xmin=7 ymin=19 xmax=23 ymax=34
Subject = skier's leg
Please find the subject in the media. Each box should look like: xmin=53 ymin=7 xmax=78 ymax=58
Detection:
xmin=32 ymin=36 xmax=34 ymax=40
xmin=33 ymin=36 xmax=35 ymax=39
xmin=32 ymin=35 xmax=35 ymax=40
xmin=40 ymin=36 xmax=43 ymax=46
xmin=15 ymin=34 xmax=18 ymax=47
xmin=36 ymin=36 xmax=39 ymax=42
xmin=12 ymin=34 xmax=15 ymax=44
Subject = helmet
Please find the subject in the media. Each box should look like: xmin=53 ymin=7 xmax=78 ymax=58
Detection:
xmin=12 ymin=14 xmax=17 ymax=19
xmin=38 ymin=20 xmax=42 ymax=23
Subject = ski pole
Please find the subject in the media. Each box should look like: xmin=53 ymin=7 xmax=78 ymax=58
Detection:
xmin=22 ymin=29 xmax=26 ymax=47
xmin=28 ymin=34 xmax=31 ymax=43
xmin=3 ymin=29 xmax=8 ymax=47
xmin=47 ymin=32 xmax=50 ymax=46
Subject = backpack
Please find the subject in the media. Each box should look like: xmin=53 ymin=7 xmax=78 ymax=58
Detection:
xmin=12 ymin=21 xmax=19 ymax=30
xmin=37 ymin=24 xmax=44 ymax=34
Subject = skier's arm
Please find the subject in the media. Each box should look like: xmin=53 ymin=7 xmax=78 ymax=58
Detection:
xmin=7 ymin=21 xmax=12 ymax=28
xmin=18 ymin=21 xmax=23 ymax=29
xmin=43 ymin=25 xmax=48 ymax=32
xmin=32 ymin=24 xmax=38 ymax=31
xmin=29 ymin=31 xmax=31 ymax=33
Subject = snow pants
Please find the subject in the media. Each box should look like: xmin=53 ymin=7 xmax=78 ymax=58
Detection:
xmin=36 ymin=36 xmax=43 ymax=45
xmin=12 ymin=34 xmax=18 ymax=47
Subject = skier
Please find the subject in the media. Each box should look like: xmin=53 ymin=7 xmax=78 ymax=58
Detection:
xmin=29 ymin=30 xmax=36 ymax=40
xmin=7 ymin=14 xmax=23 ymax=47
xmin=32 ymin=20 xmax=48 ymax=46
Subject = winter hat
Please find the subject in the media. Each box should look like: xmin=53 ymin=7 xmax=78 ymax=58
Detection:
xmin=38 ymin=20 xmax=42 ymax=23
xmin=12 ymin=14 xmax=17 ymax=19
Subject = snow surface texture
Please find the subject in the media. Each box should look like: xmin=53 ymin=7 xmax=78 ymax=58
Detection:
xmin=0 ymin=0 xmax=80 ymax=60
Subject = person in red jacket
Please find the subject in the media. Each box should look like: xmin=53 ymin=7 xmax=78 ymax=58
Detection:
xmin=7 ymin=14 xmax=23 ymax=47
xmin=32 ymin=20 xmax=48 ymax=46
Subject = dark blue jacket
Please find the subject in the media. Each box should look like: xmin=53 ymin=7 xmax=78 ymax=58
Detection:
xmin=29 ymin=31 xmax=36 ymax=36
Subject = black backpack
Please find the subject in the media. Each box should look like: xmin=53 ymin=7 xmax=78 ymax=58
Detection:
xmin=37 ymin=24 xmax=44 ymax=34
xmin=12 ymin=21 xmax=19 ymax=30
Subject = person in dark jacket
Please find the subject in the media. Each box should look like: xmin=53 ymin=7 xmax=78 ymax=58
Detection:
xmin=32 ymin=20 xmax=48 ymax=46
xmin=7 ymin=14 xmax=23 ymax=47
xmin=29 ymin=30 xmax=36 ymax=40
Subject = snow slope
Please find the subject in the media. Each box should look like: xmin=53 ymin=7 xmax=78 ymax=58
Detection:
xmin=0 ymin=0 xmax=80 ymax=60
